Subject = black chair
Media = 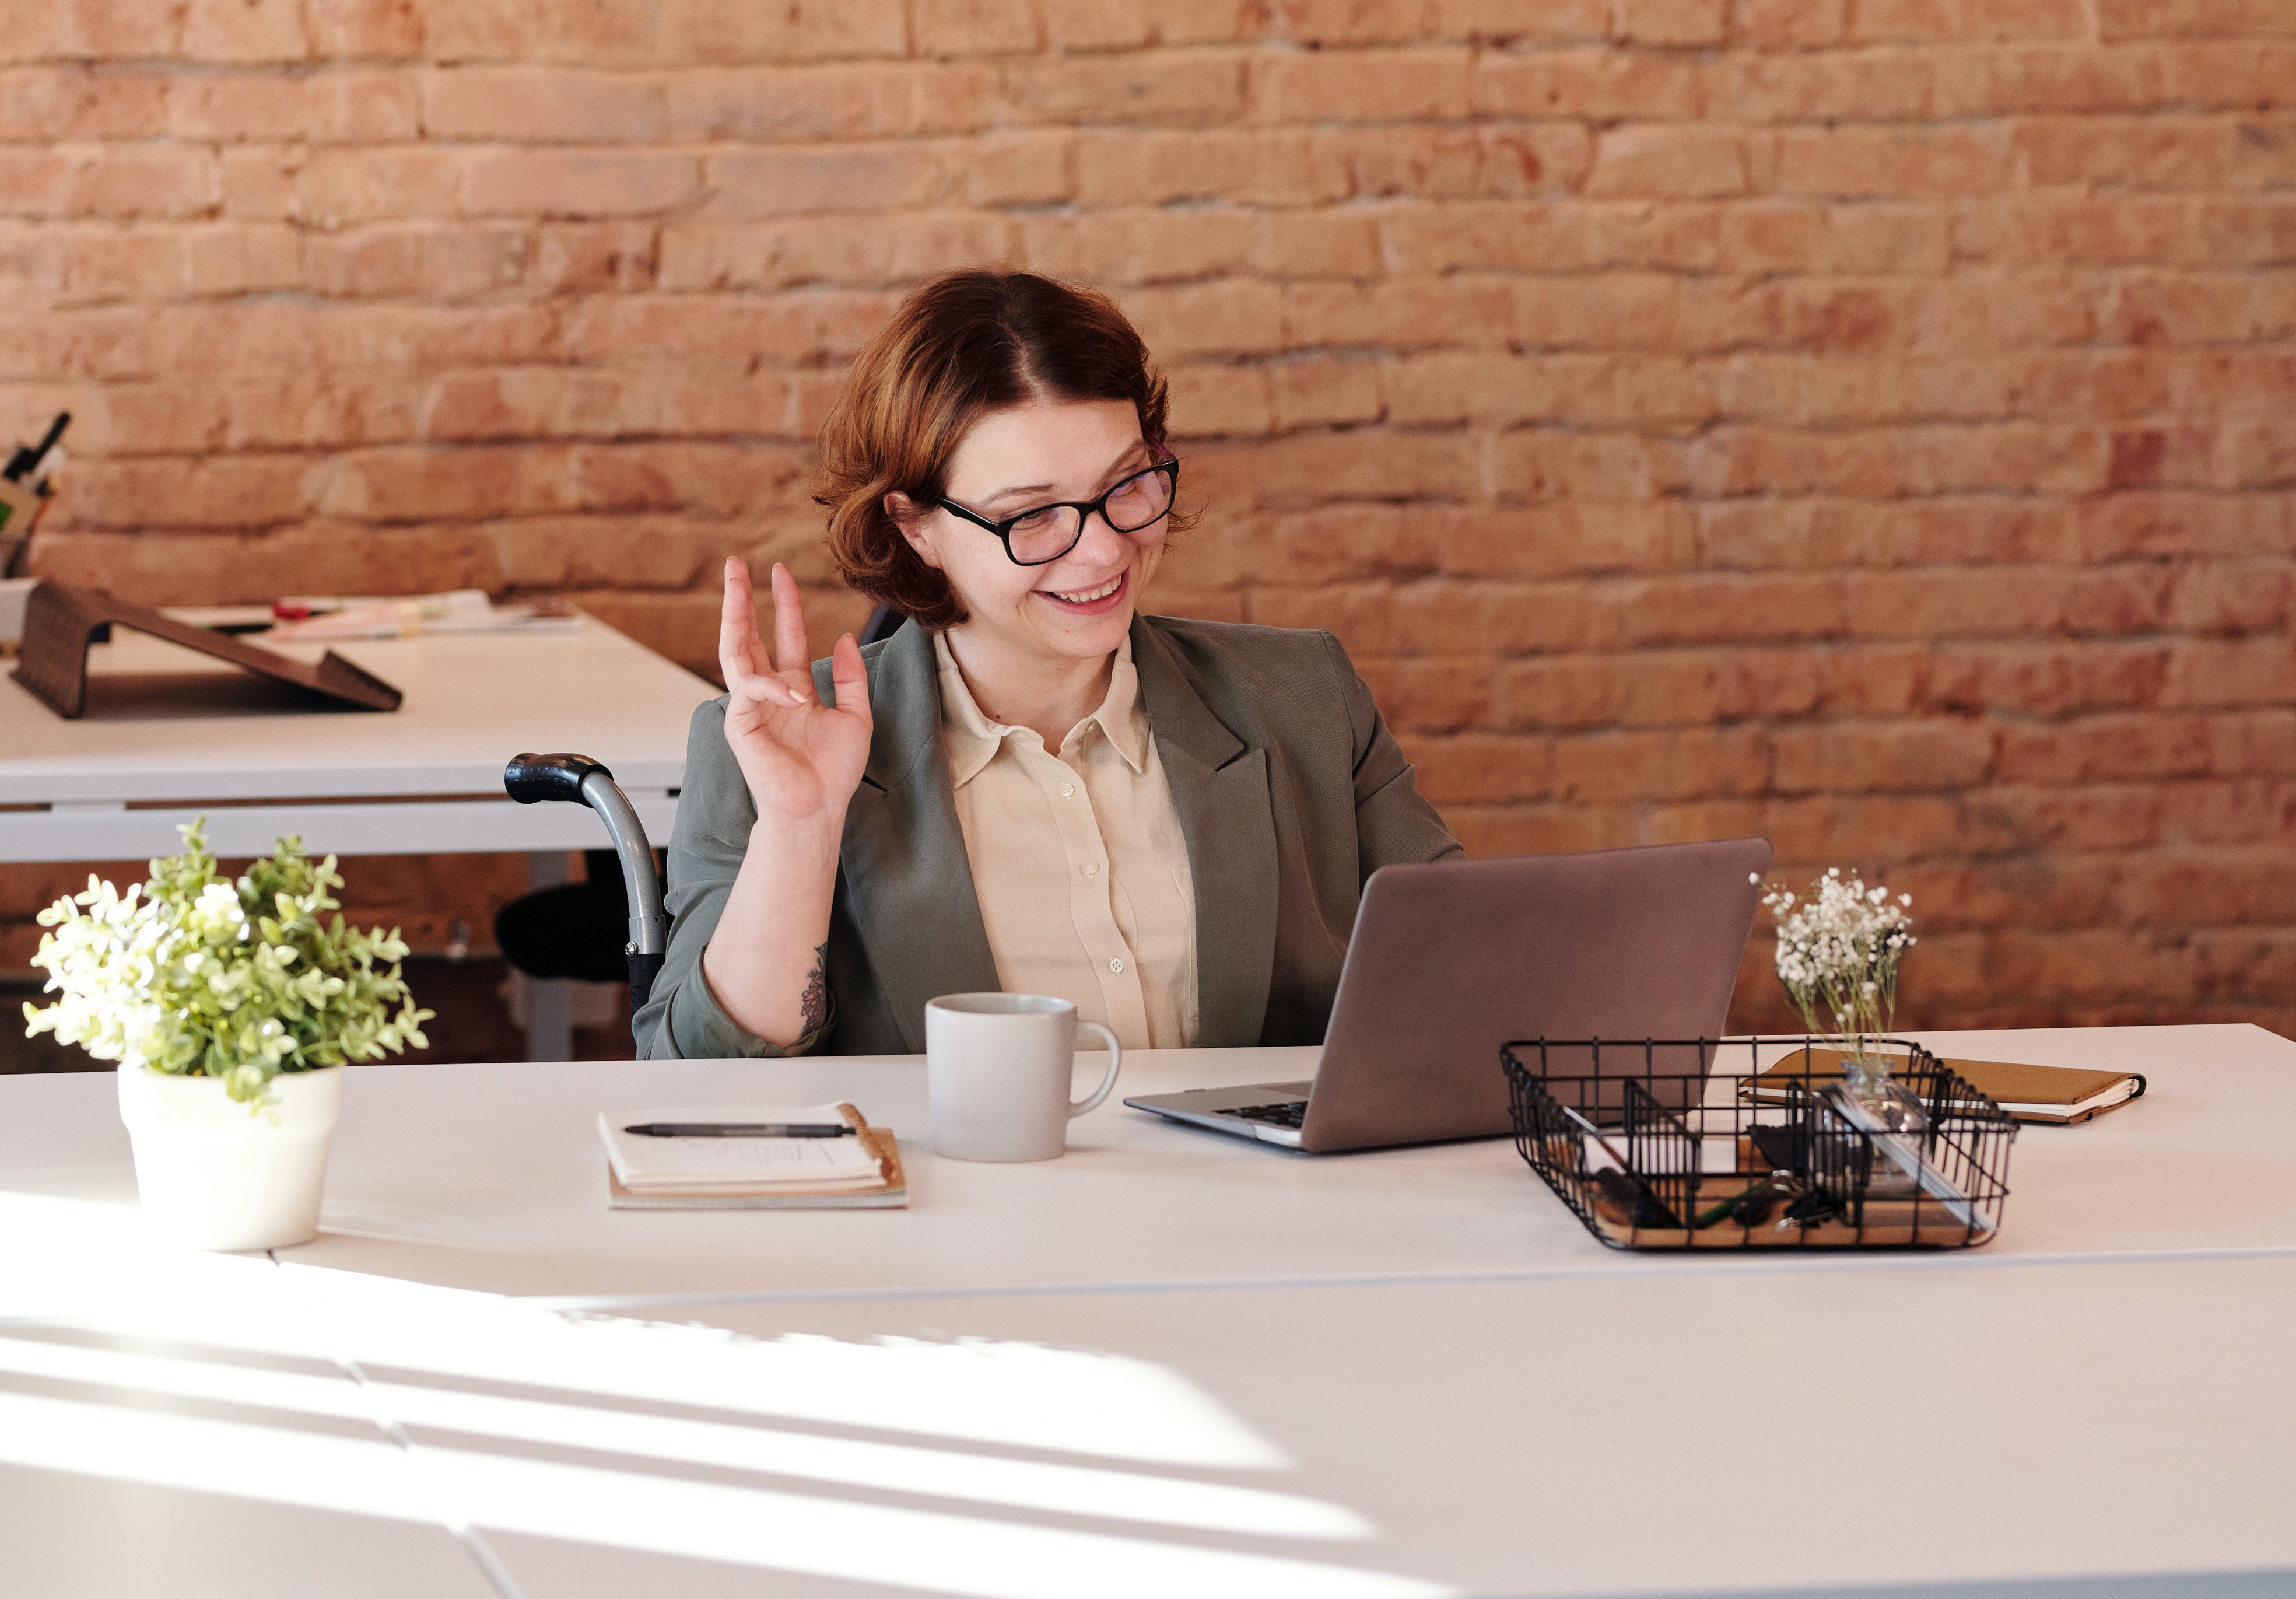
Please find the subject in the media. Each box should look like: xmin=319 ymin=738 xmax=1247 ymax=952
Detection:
xmin=495 ymin=604 xmax=905 ymax=1022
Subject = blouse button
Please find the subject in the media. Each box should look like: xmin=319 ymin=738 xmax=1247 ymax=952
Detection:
xmin=1059 ymin=782 xmax=1075 ymax=799
xmin=1082 ymin=861 xmax=1100 ymax=877
xmin=1109 ymin=957 xmax=1124 ymax=974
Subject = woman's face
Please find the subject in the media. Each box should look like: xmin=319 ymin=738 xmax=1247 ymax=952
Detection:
xmin=895 ymin=398 xmax=1168 ymax=669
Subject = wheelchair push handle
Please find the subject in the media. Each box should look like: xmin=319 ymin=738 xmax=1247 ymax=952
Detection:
xmin=505 ymin=751 xmax=609 ymax=806
xmin=504 ymin=753 xmax=672 ymax=1013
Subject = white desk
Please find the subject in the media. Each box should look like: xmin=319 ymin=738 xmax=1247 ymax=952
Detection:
xmin=0 ymin=611 xmax=715 ymax=1058
xmin=2 ymin=1025 xmax=2291 ymax=1597
xmin=0 ymin=613 xmax=711 ymax=862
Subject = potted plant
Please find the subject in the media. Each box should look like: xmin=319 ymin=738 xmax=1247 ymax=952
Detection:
xmin=22 ymin=822 xmax=431 ymax=1250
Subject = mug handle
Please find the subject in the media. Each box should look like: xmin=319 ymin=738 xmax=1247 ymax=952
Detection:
xmin=1067 ymin=1022 xmax=1123 ymax=1118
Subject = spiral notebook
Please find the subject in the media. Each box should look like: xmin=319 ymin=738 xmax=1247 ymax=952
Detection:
xmin=598 ymin=1102 xmax=907 ymax=1209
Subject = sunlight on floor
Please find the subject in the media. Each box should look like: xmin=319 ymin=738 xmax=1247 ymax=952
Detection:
xmin=0 ymin=1190 xmax=1450 ymax=1598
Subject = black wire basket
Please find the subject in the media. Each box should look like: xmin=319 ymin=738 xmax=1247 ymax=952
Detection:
xmin=1503 ymin=1037 xmax=2019 ymax=1251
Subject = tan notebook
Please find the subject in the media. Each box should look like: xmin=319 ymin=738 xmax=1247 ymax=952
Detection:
xmin=1759 ymin=1046 xmax=2146 ymax=1126
xmin=600 ymin=1102 xmax=908 ymax=1209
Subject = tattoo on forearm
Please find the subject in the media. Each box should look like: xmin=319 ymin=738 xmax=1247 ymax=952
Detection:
xmin=799 ymin=942 xmax=829 ymax=1035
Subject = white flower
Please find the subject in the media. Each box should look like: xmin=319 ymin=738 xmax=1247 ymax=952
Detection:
xmin=1757 ymin=869 xmax=1915 ymax=1049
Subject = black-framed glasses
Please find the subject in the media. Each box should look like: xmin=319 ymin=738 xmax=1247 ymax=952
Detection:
xmin=933 ymin=458 xmax=1179 ymax=567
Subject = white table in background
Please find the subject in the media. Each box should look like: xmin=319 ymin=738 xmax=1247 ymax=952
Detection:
xmin=0 ymin=611 xmax=715 ymax=1058
xmin=1 ymin=1024 xmax=2291 ymax=1598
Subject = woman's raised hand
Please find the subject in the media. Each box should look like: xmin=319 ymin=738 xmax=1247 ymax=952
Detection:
xmin=717 ymin=558 xmax=873 ymax=825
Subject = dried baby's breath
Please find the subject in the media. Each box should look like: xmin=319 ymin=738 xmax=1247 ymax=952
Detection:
xmin=1754 ymin=867 xmax=1916 ymax=1060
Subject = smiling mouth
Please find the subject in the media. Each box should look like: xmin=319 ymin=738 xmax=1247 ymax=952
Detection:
xmin=1043 ymin=571 xmax=1126 ymax=606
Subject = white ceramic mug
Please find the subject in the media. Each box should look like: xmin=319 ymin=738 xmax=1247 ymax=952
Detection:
xmin=926 ymin=993 xmax=1123 ymax=1163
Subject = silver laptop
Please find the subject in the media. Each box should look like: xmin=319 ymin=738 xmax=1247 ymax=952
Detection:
xmin=1124 ymin=837 xmax=1773 ymax=1153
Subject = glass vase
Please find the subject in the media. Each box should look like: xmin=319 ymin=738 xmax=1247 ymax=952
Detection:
xmin=1835 ymin=1053 xmax=1927 ymax=1198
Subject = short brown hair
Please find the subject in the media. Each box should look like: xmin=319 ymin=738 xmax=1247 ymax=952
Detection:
xmin=817 ymin=270 xmax=1184 ymax=631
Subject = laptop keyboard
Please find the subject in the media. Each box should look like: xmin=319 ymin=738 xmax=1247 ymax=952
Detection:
xmin=1220 ymin=1100 xmax=1308 ymax=1130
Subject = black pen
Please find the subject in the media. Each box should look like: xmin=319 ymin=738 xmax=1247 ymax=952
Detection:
xmin=623 ymin=1122 xmax=854 ymax=1138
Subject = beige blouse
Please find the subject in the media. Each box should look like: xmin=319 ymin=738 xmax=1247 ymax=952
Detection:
xmin=934 ymin=632 xmax=1200 ymax=1051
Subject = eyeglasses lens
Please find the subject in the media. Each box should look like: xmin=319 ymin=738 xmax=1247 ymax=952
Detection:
xmin=1004 ymin=466 xmax=1175 ymax=564
xmin=1006 ymin=505 xmax=1082 ymax=565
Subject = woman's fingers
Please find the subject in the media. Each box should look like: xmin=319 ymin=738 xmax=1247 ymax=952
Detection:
xmin=769 ymin=562 xmax=811 ymax=680
xmin=718 ymin=557 xmax=768 ymax=687
xmin=732 ymin=673 xmax=806 ymax=709
xmin=828 ymin=631 xmax=872 ymax=730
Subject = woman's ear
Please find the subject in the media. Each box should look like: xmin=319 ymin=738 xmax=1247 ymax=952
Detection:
xmin=884 ymin=491 xmax=943 ymax=570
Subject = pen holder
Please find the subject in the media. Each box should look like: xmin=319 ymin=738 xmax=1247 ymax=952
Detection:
xmin=1502 ymin=1037 xmax=2018 ymax=1252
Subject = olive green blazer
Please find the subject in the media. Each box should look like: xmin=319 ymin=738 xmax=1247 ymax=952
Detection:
xmin=633 ymin=614 xmax=1461 ymax=1059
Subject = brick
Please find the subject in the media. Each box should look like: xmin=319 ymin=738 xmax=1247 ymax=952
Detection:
xmin=1933 ymin=46 xmax=2168 ymax=117
xmin=181 ymin=223 xmax=303 ymax=296
xmin=2117 ymin=851 xmax=2296 ymax=926
xmin=915 ymin=0 xmax=1039 ymax=55
xmin=1410 ymin=736 xmax=1556 ymax=805
xmin=1042 ymin=0 xmax=1150 ymax=50
xmin=1549 ymin=727 xmax=1769 ymax=802
xmin=1074 ymin=130 xmax=1321 ymax=206
xmin=464 ymin=149 xmax=702 ymax=218
xmin=0 ymin=145 xmax=222 ymax=220
xmin=1717 ymin=204 xmax=1951 ymax=274
xmin=1474 ymin=50 xmax=1702 ymax=119
xmin=293 ymin=146 xmax=461 ymax=226
xmin=662 ymin=213 xmax=1013 ymax=292
xmin=1309 ymin=127 xmax=1481 ymax=201
xmin=1922 ymin=642 xmax=2172 ymax=717
xmin=0 ymin=68 xmax=170 ymax=139
xmin=1284 ymin=276 xmax=1513 ymax=349
xmin=1775 ymin=124 xmax=2016 ymax=199
xmin=1492 ymin=430 xmax=1698 ymax=500
xmin=1733 ymin=0 xmax=1849 ymax=50
xmin=2168 ymin=561 xmax=2293 ymax=634
xmin=1710 ymin=51 xmax=1935 ymax=123
xmin=1256 ymin=210 xmax=1383 ymax=278
xmin=1257 ymin=430 xmax=1480 ymax=505
xmin=1611 ymin=572 xmax=1846 ymax=646
xmin=967 ymin=131 xmax=1072 ymax=205
xmin=1999 ymin=714 xmax=2215 ymax=783
xmin=2014 ymin=115 xmax=2244 ymax=191
xmin=306 ymin=0 xmax=425 ymax=58
xmin=1252 ymin=48 xmax=1474 ymax=123
xmin=1615 ymin=0 xmax=1726 ymax=47
xmin=1440 ymin=501 xmax=1691 ymax=579
xmin=182 ymin=0 xmax=310 ymax=63
xmin=700 ymin=145 xmax=947 ymax=219
xmin=2167 ymin=638 xmax=2296 ymax=709
xmin=1585 ymin=125 xmax=1750 ymax=198
xmin=418 ymin=0 xmax=906 ymax=68
xmin=1001 ymin=49 xmax=1248 ymax=125
xmin=667 ymin=64 xmax=995 ymax=142
xmin=69 ymin=452 xmax=317 ymax=529
xmin=420 ymin=68 xmax=668 ymax=142
xmin=1853 ymin=0 xmax=2088 ymax=44
xmin=1432 ymin=0 xmax=1609 ymax=41
xmin=1021 ymin=208 xmax=1256 ymax=285
xmin=2157 ymin=779 xmax=2296 ymax=846
xmin=2099 ymin=0 xmax=2296 ymax=40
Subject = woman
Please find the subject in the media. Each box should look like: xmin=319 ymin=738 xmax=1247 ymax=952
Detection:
xmin=635 ymin=270 xmax=1460 ymax=1059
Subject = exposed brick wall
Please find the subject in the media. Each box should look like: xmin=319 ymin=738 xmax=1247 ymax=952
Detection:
xmin=3 ymin=1 xmax=2292 ymax=1038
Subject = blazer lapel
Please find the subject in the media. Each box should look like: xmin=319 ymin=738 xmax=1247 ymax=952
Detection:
xmin=1131 ymin=618 xmax=1280 ymax=1048
xmin=819 ymin=622 xmax=1000 ymax=1054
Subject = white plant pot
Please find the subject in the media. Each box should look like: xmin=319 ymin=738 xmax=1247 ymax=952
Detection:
xmin=116 ymin=1063 xmax=343 ymax=1251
